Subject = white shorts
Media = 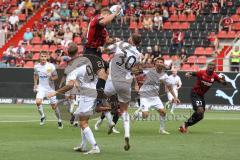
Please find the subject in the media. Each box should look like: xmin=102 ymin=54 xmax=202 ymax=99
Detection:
xmin=104 ymin=78 xmax=132 ymax=103
xmin=73 ymin=95 xmax=96 ymax=117
xmin=167 ymin=89 xmax=178 ymax=101
xmin=36 ymin=88 xmax=57 ymax=104
xmin=140 ymin=96 xmax=164 ymax=112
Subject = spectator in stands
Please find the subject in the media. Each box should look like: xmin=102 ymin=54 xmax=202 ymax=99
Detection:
xmin=13 ymin=41 xmax=25 ymax=57
xmin=15 ymin=0 xmax=26 ymax=14
xmin=124 ymin=3 xmax=136 ymax=24
xmin=230 ymin=46 xmax=240 ymax=72
xmin=51 ymin=0 xmax=61 ymax=8
xmin=142 ymin=46 xmax=153 ymax=64
xmin=61 ymin=27 xmax=73 ymax=47
xmin=220 ymin=16 xmax=233 ymax=31
xmin=153 ymin=12 xmax=163 ymax=30
xmin=71 ymin=6 xmax=79 ymax=19
xmin=8 ymin=12 xmax=19 ymax=31
xmin=211 ymin=1 xmax=220 ymax=14
xmin=191 ymin=0 xmax=201 ymax=15
xmin=70 ymin=21 xmax=80 ymax=36
xmin=162 ymin=6 xmax=169 ymax=22
xmin=179 ymin=48 xmax=187 ymax=63
xmin=183 ymin=1 xmax=193 ymax=15
xmin=23 ymin=28 xmax=33 ymax=44
xmin=0 ymin=26 xmax=5 ymax=47
xmin=43 ymin=27 xmax=55 ymax=45
xmin=208 ymin=32 xmax=219 ymax=50
xmin=172 ymin=30 xmax=184 ymax=50
xmin=176 ymin=2 xmax=184 ymax=15
xmin=63 ymin=21 xmax=72 ymax=32
xmin=60 ymin=5 xmax=70 ymax=20
xmin=24 ymin=0 xmax=34 ymax=16
xmin=142 ymin=13 xmax=153 ymax=31
xmin=152 ymin=45 xmax=161 ymax=59
xmin=50 ymin=5 xmax=61 ymax=21
xmin=32 ymin=20 xmax=43 ymax=37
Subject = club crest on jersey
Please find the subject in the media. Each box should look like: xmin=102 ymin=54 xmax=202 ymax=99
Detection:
xmin=46 ymin=66 xmax=52 ymax=73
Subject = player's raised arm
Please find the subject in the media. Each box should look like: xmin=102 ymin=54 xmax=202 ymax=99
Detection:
xmin=216 ymin=74 xmax=227 ymax=85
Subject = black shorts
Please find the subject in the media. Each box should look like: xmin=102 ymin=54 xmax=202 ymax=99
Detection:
xmin=190 ymin=91 xmax=206 ymax=111
xmin=83 ymin=48 xmax=105 ymax=74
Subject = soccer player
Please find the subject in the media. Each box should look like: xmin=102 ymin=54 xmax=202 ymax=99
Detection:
xmin=84 ymin=6 xmax=121 ymax=105
xmin=104 ymin=33 xmax=142 ymax=151
xmin=166 ymin=68 xmax=182 ymax=114
xmin=33 ymin=52 xmax=63 ymax=129
xmin=47 ymin=43 xmax=109 ymax=154
xmin=179 ymin=62 xmax=227 ymax=133
xmin=134 ymin=57 xmax=180 ymax=134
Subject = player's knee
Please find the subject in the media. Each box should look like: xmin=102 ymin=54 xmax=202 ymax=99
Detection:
xmin=98 ymin=69 xmax=107 ymax=80
xmin=79 ymin=120 xmax=88 ymax=129
xmin=159 ymin=109 xmax=166 ymax=116
xmin=142 ymin=112 xmax=149 ymax=119
xmin=36 ymin=99 xmax=42 ymax=106
xmin=51 ymin=104 xmax=57 ymax=110
xmin=197 ymin=107 xmax=205 ymax=114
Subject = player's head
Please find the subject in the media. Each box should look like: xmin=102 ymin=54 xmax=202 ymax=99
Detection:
xmin=154 ymin=57 xmax=165 ymax=71
xmin=40 ymin=51 xmax=49 ymax=64
xmin=128 ymin=33 xmax=141 ymax=46
xmin=67 ymin=42 xmax=78 ymax=58
xmin=206 ymin=62 xmax=216 ymax=75
xmin=172 ymin=68 xmax=178 ymax=76
xmin=100 ymin=7 xmax=111 ymax=17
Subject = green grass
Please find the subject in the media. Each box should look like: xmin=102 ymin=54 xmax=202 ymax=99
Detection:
xmin=0 ymin=104 xmax=240 ymax=160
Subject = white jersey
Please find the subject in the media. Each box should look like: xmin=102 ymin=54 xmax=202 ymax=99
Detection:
xmin=139 ymin=68 xmax=173 ymax=98
xmin=168 ymin=74 xmax=182 ymax=91
xmin=107 ymin=41 xmax=142 ymax=81
xmin=66 ymin=64 xmax=97 ymax=98
xmin=34 ymin=62 xmax=57 ymax=90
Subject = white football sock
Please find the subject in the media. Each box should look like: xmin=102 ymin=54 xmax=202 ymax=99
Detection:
xmin=122 ymin=112 xmax=130 ymax=138
xmin=54 ymin=107 xmax=62 ymax=122
xmin=160 ymin=115 xmax=166 ymax=131
xmin=171 ymin=103 xmax=176 ymax=113
xmin=37 ymin=105 xmax=45 ymax=118
xmin=83 ymin=127 xmax=97 ymax=148
xmin=69 ymin=99 xmax=75 ymax=113
xmin=80 ymin=128 xmax=87 ymax=149
xmin=104 ymin=111 xmax=115 ymax=126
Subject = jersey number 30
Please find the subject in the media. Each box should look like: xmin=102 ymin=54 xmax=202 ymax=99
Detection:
xmin=116 ymin=49 xmax=136 ymax=70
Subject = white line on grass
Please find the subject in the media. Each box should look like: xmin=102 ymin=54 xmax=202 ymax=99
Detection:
xmin=0 ymin=120 xmax=57 ymax=123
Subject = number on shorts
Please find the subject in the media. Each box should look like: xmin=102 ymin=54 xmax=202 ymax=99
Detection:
xmin=86 ymin=65 xmax=94 ymax=81
xmin=116 ymin=49 xmax=137 ymax=70
xmin=196 ymin=100 xmax=202 ymax=106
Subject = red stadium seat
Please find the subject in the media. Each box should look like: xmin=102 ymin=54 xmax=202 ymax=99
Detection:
xmin=191 ymin=65 xmax=200 ymax=71
xmin=32 ymin=45 xmax=41 ymax=52
xmin=24 ymin=61 xmax=34 ymax=68
xmin=138 ymin=21 xmax=143 ymax=29
xmin=205 ymin=47 xmax=214 ymax=55
xmin=172 ymin=22 xmax=180 ymax=30
xmin=179 ymin=14 xmax=187 ymax=22
xmin=187 ymin=55 xmax=197 ymax=63
xmin=169 ymin=15 xmax=178 ymax=22
xmin=197 ymin=56 xmax=207 ymax=64
xmin=187 ymin=14 xmax=196 ymax=22
xmin=129 ymin=21 xmax=137 ymax=30
xmin=227 ymin=31 xmax=236 ymax=38
xmin=18 ymin=14 xmax=26 ymax=21
xmin=41 ymin=45 xmax=49 ymax=51
xmin=194 ymin=47 xmax=205 ymax=55
xmin=180 ymin=22 xmax=190 ymax=30
xmin=101 ymin=0 xmax=109 ymax=6
xmin=32 ymin=53 xmax=40 ymax=60
xmin=181 ymin=64 xmax=191 ymax=71
xmin=231 ymin=14 xmax=240 ymax=22
xmin=237 ymin=7 xmax=240 ymax=14
xmin=163 ymin=22 xmax=171 ymax=30
xmin=49 ymin=45 xmax=57 ymax=52
xmin=25 ymin=45 xmax=33 ymax=52
xmin=217 ymin=31 xmax=227 ymax=38
xmin=31 ymin=37 xmax=41 ymax=45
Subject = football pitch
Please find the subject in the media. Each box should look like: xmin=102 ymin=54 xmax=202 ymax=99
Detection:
xmin=0 ymin=104 xmax=239 ymax=160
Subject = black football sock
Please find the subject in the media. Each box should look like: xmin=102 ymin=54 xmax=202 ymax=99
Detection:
xmin=100 ymin=112 xmax=105 ymax=120
xmin=137 ymin=98 xmax=140 ymax=107
xmin=113 ymin=112 xmax=119 ymax=125
xmin=96 ymin=78 xmax=106 ymax=99
xmin=185 ymin=111 xmax=204 ymax=127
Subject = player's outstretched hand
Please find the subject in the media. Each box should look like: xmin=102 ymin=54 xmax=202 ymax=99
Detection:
xmin=46 ymin=92 xmax=56 ymax=98
xmin=185 ymin=72 xmax=192 ymax=79
xmin=173 ymin=98 xmax=181 ymax=104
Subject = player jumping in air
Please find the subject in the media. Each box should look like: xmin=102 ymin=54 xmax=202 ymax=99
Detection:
xmin=33 ymin=52 xmax=63 ymax=129
xmin=104 ymin=33 xmax=142 ymax=151
xmin=179 ymin=62 xmax=227 ymax=133
xmin=133 ymin=57 xmax=180 ymax=134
